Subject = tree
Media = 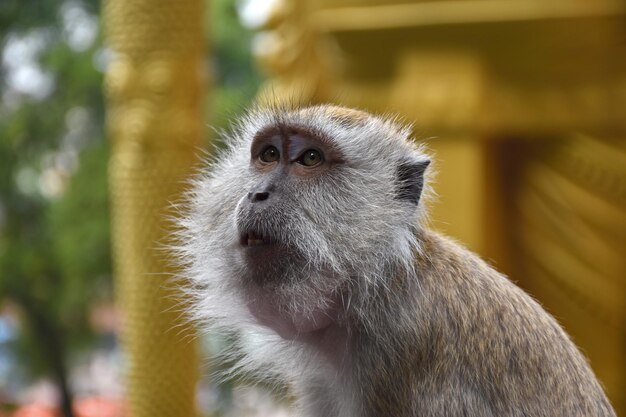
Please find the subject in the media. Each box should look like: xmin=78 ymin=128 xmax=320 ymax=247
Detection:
xmin=0 ymin=1 xmax=109 ymax=416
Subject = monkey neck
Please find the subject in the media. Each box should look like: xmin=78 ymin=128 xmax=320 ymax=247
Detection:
xmin=244 ymin=233 xmax=427 ymax=370
xmin=246 ymin=289 xmax=338 ymax=337
xmin=245 ymin=286 xmax=352 ymax=368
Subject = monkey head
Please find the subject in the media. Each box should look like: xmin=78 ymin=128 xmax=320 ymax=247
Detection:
xmin=180 ymin=105 xmax=430 ymax=343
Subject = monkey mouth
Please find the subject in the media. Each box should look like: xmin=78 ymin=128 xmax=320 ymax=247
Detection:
xmin=239 ymin=229 xmax=277 ymax=247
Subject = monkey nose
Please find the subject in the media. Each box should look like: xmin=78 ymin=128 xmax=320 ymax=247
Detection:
xmin=248 ymin=191 xmax=270 ymax=203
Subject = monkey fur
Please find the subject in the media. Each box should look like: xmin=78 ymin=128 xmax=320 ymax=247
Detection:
xmin=177 ymin=105 xmax=616 ymax=417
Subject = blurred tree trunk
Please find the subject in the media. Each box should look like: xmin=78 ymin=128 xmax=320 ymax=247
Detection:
xmin=18 ymin=292 xmax=75 ymax=417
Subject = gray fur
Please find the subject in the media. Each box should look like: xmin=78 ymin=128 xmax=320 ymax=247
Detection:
xmin=175 ymin=104 xmax=616 ymax=417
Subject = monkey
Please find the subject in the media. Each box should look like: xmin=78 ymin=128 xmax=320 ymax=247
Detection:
xmin=176 ymin=104 xmax=616 ymax=417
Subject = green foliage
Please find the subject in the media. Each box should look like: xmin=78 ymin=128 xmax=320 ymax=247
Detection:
xmin=48 ymin=142 xmax=111 ymax=324
xmin=209 ymin=0 xmax=262 ymax=130
xmin=0 ymin=0 xmax=108 ymax=389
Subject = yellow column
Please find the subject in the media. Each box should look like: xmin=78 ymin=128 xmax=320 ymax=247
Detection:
xmin=514 ymin=134 xmax=626 ymax=413
xmin=103 ymin=0 xmax=204 ymax=415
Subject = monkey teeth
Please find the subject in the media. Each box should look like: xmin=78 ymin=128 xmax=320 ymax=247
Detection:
xmin=241 ymin=231 xmax=270 ymax=247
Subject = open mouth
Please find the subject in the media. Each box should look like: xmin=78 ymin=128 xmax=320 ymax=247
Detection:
xmin=239 ymin=229 xmax=276 ymax=247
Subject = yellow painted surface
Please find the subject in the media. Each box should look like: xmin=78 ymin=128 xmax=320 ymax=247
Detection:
xmin=427 ymin=137 xmax=486 ymax=253
xmin=104 ymin=0 xmax=204 ymax=415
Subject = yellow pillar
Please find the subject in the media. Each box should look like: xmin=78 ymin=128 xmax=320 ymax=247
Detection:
xmin=513 ymin=134 xmax=626 ymax=413
xmin=103 ymin=0 xmax=204 ymax=415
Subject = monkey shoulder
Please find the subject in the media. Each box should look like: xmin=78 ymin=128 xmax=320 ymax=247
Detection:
xmin=415 ymin=229 xmax=587 ymax=364
xmin=404 ymin=230 xmax=615 ymax=416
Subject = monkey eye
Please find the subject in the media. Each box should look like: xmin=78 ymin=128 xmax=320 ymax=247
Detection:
xmin=259 ymin=145 xmax=280 ymax=163
xmin=298 ymin=149 xmax=323 ymax=167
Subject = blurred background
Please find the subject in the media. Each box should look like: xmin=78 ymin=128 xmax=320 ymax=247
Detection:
xmin=0 ymin=0 xmax=624 ymax=416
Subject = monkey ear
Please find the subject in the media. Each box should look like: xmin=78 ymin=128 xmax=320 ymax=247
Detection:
xmin=395 ymin=157 xmax=430 ymax=205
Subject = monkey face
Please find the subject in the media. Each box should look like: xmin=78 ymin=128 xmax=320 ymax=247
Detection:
xmin=234 ymin=125 xmax=347 ymax=286
xmin=182 ymin=105 xmax=430 ymax=338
